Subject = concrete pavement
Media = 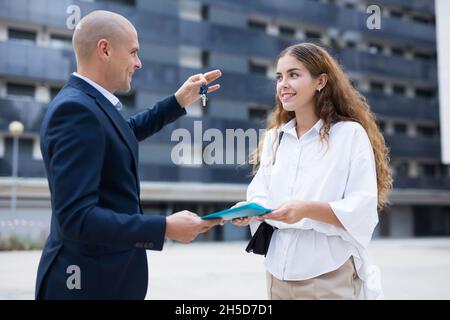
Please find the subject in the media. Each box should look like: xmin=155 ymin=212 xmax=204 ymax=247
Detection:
xmin=1 ymin=238 xmax=449 ymax=300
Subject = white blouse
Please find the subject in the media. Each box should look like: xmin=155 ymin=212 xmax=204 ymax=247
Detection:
xmin=247 ymin=118 xmax=383 ymax=299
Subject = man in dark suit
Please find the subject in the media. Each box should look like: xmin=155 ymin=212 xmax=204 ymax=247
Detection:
xmin=35 ymin=10 xmax=222 ymax=299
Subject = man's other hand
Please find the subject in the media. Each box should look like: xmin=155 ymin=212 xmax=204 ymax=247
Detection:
xmin=165 ymin=210 xmax=222 ymax=244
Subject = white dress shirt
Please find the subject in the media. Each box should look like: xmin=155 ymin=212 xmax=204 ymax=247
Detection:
xmin=247 ymin=118 xmax=383 ymax=299
xmin=72 ymin=72 xmax=121 ymax=109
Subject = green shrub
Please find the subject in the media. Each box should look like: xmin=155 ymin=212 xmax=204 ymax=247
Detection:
xmin=0 ymin=231 xmax=47 ymax=251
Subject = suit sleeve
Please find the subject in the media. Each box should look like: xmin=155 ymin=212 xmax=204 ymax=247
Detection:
xmin=127 ymin=95 xmax=186 ymax=142
xmin=44 ymin=101 xmax=166 ymax=250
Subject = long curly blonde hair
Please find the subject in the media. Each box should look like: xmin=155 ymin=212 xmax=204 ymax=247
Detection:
xmin=252 ymin=43 xmax=392 ymax=209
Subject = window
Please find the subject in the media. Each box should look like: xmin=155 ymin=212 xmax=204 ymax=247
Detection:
xmin=389 ymin=10 xmax=403 ymax=19
xmin=249 ymin=61 xmax=267 ymax=76
xmin=5 ymin=137 xmax=33 ymax=161
xmin=391 ymin=47 xmax=405 ymax=57
xmin=411 ymin=15 xmax=434 ymax=25
xmin=116 ymin=92 xmax=136 ymax=109
xmin=417 ymin=125 xmax=437 ymax=138
xmin=7 ymin=83 xmax=35 ymax=99
xmin=394 ymin=123 xmax=407 ymax=134
xmin=50 ymin=86 xmax=63 ymax=100
xmin=368 ymin=43 xmax=382 ymax=54
xmin=248 ymin=20 xmax=267 ymax=32
xmin=49 ymin=34 xmax=72 ymax=50
xmin=279 ymin=25 xmax=295 ymax=38
xmin=446 ymin=165 xmax=450 ymax=178
xmin=393 ymin=85 xmax=405 ymax=96
xmin=414 ymin=207 xmax=450 ymax=236
xmin=414 ymin=52 xmax=434 ymax=61
xmin=370 ymin=81 xmax=384 ymax=93
xmin=8 ymin=28 xmax=36 ymax=44
xmin=415 ymin=88 xmax=435 ymax=99
xmin=107 ymin=0 xmax=136 ymax=6
xmin=248 ymin=107 xmax=268 ymax=122
xmin=201 ymin=51 xmax=209 ymax=68
xmin=201 ymin=4 xmax=209 ymax=20
xmin=346 ymin=41 xmax=356 ymax=49
xmin=344 ymin=2 xmax=355 ymax=9
xmin=180 ymin=0 xmax=205 ymax=22
xmin=305 ymin=30 xmax=321 ymax=40
xmin=419 ymin=164 xmax=437 ymax=177
xmin=394 ymin=161 xmax=409 ymax=176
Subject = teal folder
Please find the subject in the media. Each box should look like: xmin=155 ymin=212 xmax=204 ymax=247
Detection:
xmin=201 ymin=203 xmax=271 ymax=220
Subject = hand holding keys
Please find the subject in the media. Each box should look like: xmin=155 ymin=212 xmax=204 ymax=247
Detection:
xmin=174 ymin=69 xmax=221 ymax=109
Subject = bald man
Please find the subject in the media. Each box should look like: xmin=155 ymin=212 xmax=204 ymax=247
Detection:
xmin=35 ymin=10 xmax=222 ymax=299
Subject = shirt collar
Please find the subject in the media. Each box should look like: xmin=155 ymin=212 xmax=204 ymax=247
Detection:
xmin=312 ymin=118 xmax=324 ymax=133
xmin=281 ymin=118 xmax=324 ymax=138
xmin=72 ymin=72 xmax=121 ymax=109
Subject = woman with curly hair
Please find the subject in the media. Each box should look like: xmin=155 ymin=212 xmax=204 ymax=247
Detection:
xmin=233 ymin=43 xmax=392 ymax=300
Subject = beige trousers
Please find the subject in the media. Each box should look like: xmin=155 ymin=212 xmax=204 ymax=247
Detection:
xmin=266 ymin=257 xmax=362 ymax=300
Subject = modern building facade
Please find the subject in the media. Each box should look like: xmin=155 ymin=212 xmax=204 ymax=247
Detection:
xmin=0 ymin=0 xmax=449 ymax=241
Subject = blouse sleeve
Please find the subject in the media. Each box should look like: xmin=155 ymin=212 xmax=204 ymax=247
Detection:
xmin=328 ymin=126 xmax=379 ymax=248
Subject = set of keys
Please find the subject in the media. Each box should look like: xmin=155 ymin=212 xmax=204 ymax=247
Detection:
xmin=199 ymin=84 xmax=208 ymax=107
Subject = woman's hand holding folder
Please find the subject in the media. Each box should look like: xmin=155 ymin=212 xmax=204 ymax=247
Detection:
xmin=230 ymin=201 xmax=263 ymax=226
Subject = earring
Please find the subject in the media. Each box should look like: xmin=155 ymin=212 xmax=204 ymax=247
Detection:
xmin=317 ymin=88 xmax=321 ymax=93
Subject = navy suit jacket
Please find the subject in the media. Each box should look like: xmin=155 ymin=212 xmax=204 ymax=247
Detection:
xmin=35 ymin=75 xmax=186 ymax=299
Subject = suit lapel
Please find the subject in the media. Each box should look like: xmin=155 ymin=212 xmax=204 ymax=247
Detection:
xmin=95 ymin=95 xmax=140 ymax=173
xmin=67 ymin=75 xmax=140 ymax=193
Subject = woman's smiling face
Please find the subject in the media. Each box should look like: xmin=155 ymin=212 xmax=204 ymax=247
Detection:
xmin=276 ymin=54 xmax=320 ymax=112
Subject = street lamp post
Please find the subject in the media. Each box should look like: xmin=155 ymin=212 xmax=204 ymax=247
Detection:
xmin=8 ymin=121 xmax=24 ymax=215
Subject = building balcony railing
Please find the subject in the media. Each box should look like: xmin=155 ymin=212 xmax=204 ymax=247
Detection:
xmin=339 ymin=49 xmax=437 ymax=84
xmin=364 ymin=92 xmax=439 ymax=122
xmin=369 ymin=0 xmax=435 ymax=15
xmin=138 ymin=163 xmax=253 ymax=184
xmin=0 ymin=158 xmax=44 ymax=178
xmin=0 ymin=97 xmax=47 ymax=132
xmin=2 ymin=41 xmax=437 ymax=110
xmin=0 ymin=0 xmax=436 ymax=54
xmin=0 ymin=98 xmax=446 ymax=189
xmin=0 ymin=41 xmax=74 ymax=82
xmin=2 ymin=155 xmax=449 ymax=191
xmin=393 ymin=176 xmax=450 ymax=190
xmin=344 ymin=11 xmax=435 ymax=48
xmin=0 ymin=92 xmax=439 ymax=142
xmin=127 ymin=115 xmax=265 ymax=144
xmin=385 ymin=134 xmax=441 ymax=160
xmin=243 ymin=0 xmax=435 ymax=47
xmin=0 ymin=41 xmax=277 ymax=104
xmin=179 ymin=19 xmax=295 ymax=60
